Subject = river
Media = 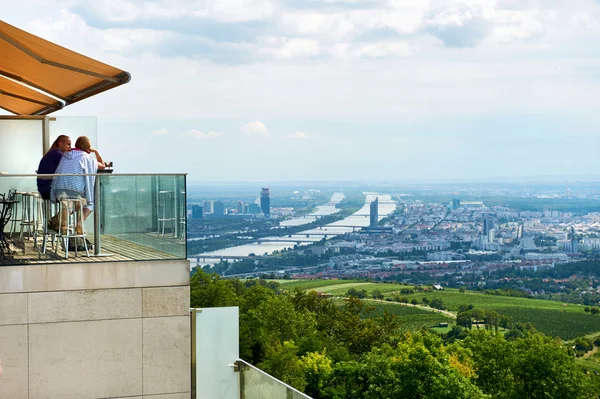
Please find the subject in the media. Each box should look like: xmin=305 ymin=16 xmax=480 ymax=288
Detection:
xmin=278 ymin=192 xmax=345 ymax=227
xmin=189 ymin=193 xmax=395 ymax=266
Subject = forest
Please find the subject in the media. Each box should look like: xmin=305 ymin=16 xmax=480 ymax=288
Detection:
xmin=191 ymin=269 xmax=600 ymax=398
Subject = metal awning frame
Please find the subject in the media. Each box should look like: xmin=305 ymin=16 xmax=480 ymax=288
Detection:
xmin=0 ymin=24 xmax=130 ymax=115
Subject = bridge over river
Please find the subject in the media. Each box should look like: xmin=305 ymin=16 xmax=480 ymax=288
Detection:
xmin=191 ymin=193 xmax=396 ymax=265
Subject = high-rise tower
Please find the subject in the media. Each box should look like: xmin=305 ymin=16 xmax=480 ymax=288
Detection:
xmin=483 ymin=218 xmax=494 ymax=236
xmin=260 ymin=188 xmax=271 ymax=217
xmin=370 ymin=198 xmax=379 ymax=227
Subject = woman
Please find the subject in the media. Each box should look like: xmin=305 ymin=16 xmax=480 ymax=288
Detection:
xmin=36 ymin=135 xmax=71 ymax=199
xmin=50 ymin=136 xmax=106 ymax=234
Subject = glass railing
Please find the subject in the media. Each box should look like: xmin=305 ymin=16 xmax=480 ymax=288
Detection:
xmin=0 ymin=173 xmax=187 ymax=264
xmin=236 ymin=359 xmax=312 ymax=399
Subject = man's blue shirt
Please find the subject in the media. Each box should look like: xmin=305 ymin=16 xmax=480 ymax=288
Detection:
xmin=37 ymin=149 xmax=64 ymax=195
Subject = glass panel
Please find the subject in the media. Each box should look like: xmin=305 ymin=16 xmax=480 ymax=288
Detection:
xmin=193 ymin=307 xmax=239 ymax=399
xmin=0 ymin=174 xmax=186 ymax=264
xmin=49 ymin=117 xmax=98 ymax=149
xmin=0 ymin=119 xmax=44 ymax=174
xmin=100 ymin=174 xmax=186 ymax=259
xmin=239 ymin=360 xmax=311 ymax=399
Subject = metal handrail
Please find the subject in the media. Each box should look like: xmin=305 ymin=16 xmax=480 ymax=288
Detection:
xmin=235 ymin=358 xmax=313 ymax=399
xmin=1 ymin=173 xmax=188 ymax=177
xmin=1 ymin=172 xmax=187 ymax=257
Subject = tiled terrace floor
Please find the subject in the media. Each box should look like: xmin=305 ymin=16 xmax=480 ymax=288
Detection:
xmin=0 ymin=233 xmax=183 ymax=265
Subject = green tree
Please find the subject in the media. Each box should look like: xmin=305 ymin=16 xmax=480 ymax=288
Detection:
xmin=372 ymin=289 xmax=384 ymax=300
xmin=456 ymin=311 xmax=473 ymax=330
xmin=258 ymin=340 xmax=306 ymax=392
xmin=573 ymin=337 xmax=593 ymax=357
xmin=484 ymin=310 xmax=500 ymax=332
xmin=299 ymin=350 xmax=333 ymax=398
xmin=513 ymin=333 xmax=594 ymax=399
xmin=499 ymin=315 xmax=513 ymax=330
xmin=429 ymin=298 xmax=444 ymax=311
xmin=326 ymin=332 xmax=487 ymax=399
xmin=462 ymin=330 xmax=518 ymax=398
xmin=470 ymin=309 xmax=486 ymax=330
xmin=190 ymin=268 xmax=241 ymax=308
xmin=347 ymin=288 xmax=366 ymax=298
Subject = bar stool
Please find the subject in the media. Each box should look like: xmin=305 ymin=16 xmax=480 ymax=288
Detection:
xmin=38 ymin=199 xmax=58 ymax=256
xmin=157 ymin=190 xmax=175 ymax=237
xmin=8 ymin=191 xmax=25 ymax=238
xmin=19 ymin=192 xmax=41 ymax=243
xmin=56 ymin=197 xmax=90 ymax=259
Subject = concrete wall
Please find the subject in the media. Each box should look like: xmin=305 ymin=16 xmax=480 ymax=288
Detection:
xmin=0 ymin=260 xmax=191 ymax=399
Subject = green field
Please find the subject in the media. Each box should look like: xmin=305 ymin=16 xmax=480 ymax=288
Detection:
xmin=361 ymin=300 xmax=454 ymax=332
xmin=312 ymin=282 xmax=414 ymax=295
xmin=331 ymin=298 xmax=454 ymax=333
xmin=494 ymin=307 xmax=600 ymax=340
xmin=389 ymin=289 xmax=600 ymax=340
xmin=283 ymin=279 xmax=600 ymax=340
xmin=274 ymin=279 xmax=364 ymax=291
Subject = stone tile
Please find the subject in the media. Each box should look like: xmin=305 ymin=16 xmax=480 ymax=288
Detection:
xmin=0 ymin=293 xmax=27 ymax=325
xmin=0 ymin=264 xmax=46 ymax=293
xmin=0 ymin=324 xmax=28 ymax=399
xmin=28 ymin=288 xmax=141 ymax=323
xmin=143 ymin=286 xmax=189 ymax=318
xmin=45 ymin=260 xmax=189 ymax=291
xmin=113 ymin=396 xmax=192 ymax=399
xmin=143 ymin=316 xmax=190 ymax=395
xmin=29 ymin=319 xmax=143 ymax=399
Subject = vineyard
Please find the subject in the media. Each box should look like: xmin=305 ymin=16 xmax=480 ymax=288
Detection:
xmin=278 ymin=279 xmax=600 ymax=340
xmin=361 ymin=300 xmax=454 ymax=332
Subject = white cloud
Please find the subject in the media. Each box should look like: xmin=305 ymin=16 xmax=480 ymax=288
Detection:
xmin=490 ymin=10 xmax=547 ymax=43
xmin=152 ymin=128 xmax=169 ymax=135
xmin=289 ymin=132 xmax=308 ymax=139
xmin=241 ymin=121 xmax=269 ymax=135
xmin=78 ymin=0 xmax=277 ymax=23
xmin=354 ymin=41 xmax=412 ymax=58
xmin=183 ymin=130 xmax=225 ymax=139
xmin=24 ymin=9 xmax=171 ymax=57
xmin=261 ymin=37 xmax=321 ymax=59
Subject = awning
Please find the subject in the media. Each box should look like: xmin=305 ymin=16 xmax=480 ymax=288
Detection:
xmin=0 ymin=20 xmax=130 ymax=115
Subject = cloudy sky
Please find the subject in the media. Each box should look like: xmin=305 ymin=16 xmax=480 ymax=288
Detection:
xmin=4 ymin=0 xmax=600 ymax=182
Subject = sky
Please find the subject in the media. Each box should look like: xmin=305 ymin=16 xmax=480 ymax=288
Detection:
xmin=4 ymin=0 xmax=600 ymax=183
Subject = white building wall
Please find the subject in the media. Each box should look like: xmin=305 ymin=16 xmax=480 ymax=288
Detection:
xmin=0 ymin=260 xmax=191 ymax=399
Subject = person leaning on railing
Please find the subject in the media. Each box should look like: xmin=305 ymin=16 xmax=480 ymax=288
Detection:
xmin=50 ymin=136 xmax=106 ymax=234
xmin=36 ymin=135 xmax=71 ymax=200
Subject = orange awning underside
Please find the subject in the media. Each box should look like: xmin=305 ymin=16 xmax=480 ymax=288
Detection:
xmin=0 ymin=20 xmax=130 ymax=115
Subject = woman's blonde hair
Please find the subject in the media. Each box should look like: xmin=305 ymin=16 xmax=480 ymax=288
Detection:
xmin=75 ymin=136 xmax=91 ymax=152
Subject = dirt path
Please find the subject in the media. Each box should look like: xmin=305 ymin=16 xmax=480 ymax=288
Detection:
xmin=582 ymin=345 xmax=599 ymax=359
xmin=362 ymin=298 xmax=457 ymax=319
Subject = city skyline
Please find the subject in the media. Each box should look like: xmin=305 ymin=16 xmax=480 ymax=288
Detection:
xmin=4 ymin=1 xmax=600 ymax=181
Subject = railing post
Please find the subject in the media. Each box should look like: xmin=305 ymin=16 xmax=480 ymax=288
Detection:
xmin=238 ymin=360 xmax=245 ymax=399
xmin=92 ymin=174 xmax=112 ymax=257
xmin=191 ymin=308 xmax=198 ymax=399
xmin=94 ymin=174 xmax=100 ymax=255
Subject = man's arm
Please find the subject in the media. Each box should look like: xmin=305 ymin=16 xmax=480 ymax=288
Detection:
xmin=90 ymin=149 xmax=106 ymax=169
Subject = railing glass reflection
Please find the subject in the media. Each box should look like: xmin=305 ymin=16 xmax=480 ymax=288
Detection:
xmin=0 ymin=173 xmax=186 ymax=263
xmin=237 ymin=359 xmax=312 ymax=399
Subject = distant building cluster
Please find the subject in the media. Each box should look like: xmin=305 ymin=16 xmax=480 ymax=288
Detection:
xmin=190 ymin=188 xmax=270 ymax=219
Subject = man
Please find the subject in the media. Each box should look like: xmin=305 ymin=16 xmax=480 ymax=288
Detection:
xmin=51 ymin=136 xmax=105 ymax=235
xmin=37 ymin=135 xmax=71 ymax=199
